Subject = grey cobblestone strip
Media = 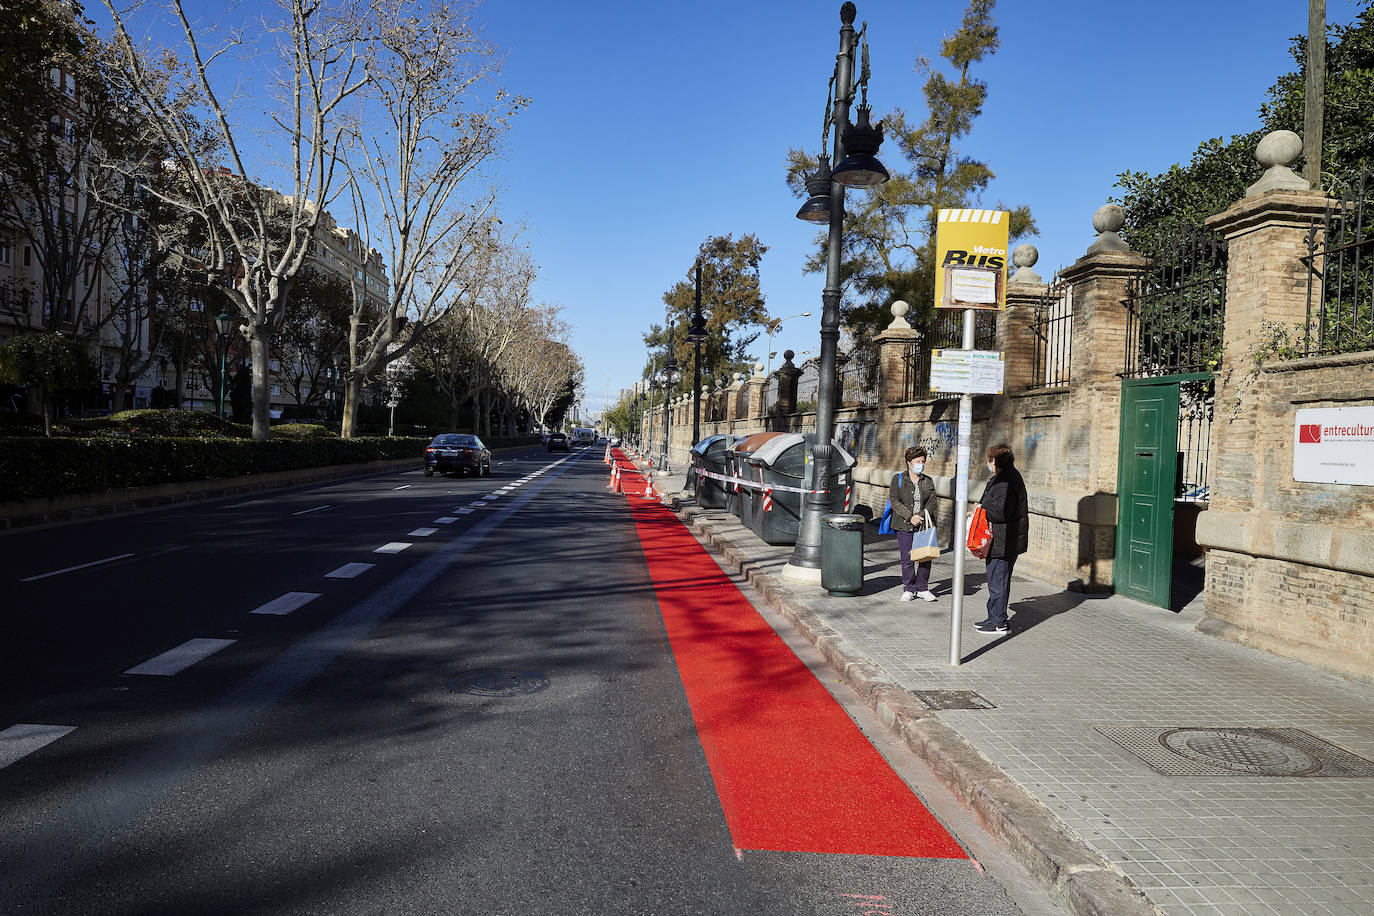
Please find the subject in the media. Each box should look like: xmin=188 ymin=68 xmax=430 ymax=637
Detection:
xmin=676 ymin=503 xmax=1159 ymax=916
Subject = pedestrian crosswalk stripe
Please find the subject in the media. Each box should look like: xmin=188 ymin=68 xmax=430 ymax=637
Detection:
xmin=125 ymin=638 xmax=237 ymax=676
xmin=325 ymin=562 xmax=374 ymax=578
xmin=1 ymin=725 xmax=76 ymax=769
xmin=251 ymin=592 xmax=322 ymax=616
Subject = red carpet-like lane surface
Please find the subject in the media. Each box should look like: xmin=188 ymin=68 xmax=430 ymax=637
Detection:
xmin=609 ymin=449 xmax=965 ymax=858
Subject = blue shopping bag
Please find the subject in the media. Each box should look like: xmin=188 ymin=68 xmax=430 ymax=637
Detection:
xmin=877 ymin=472 xmax=902 ymax=535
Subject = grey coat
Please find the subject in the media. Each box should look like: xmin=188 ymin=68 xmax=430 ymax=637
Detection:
xmin=888 ymin=470 xmax=935 ymax=533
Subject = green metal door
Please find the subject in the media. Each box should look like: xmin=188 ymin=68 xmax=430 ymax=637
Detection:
xmin=1115 ymin=380 xmax=1180 ymax=607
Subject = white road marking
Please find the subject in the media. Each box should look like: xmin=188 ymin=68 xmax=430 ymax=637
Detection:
xmin=325 ymin=562 xmax=374 ymax=579
xmin=469 ymin=501 xmax=489 ymax=508
xmin=434 ymin=517 xmax=459 ymax=524
xmin=292 ymin=505 xmax=331 ymax=516
xmin=125 ymin=638 xmax=237 ymax=676
xmin=457 ymin=508 xmax=476 ymax=515
xmin=393 ymin=485 xmax=412 ymax=491
xmin=408 ymin=528 xmax=438 ymax=537
xmin=485 ymin=493 xmax=503 ymax=499
xmin=251 ymin=592 xmax=322 ymax=616
xmin=20 ymin=553 xmax=136 ymax=582
xmin=374 ymin=542 xmax=412 ymax=554
xmin=0 ymin=724 xmax=77 ymax=769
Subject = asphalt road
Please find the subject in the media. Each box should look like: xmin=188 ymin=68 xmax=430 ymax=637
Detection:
xmin=0 ymin=445 xmax=1056 ymax=915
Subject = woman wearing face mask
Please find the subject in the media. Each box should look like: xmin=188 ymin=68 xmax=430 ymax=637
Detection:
xmin=889 ymin=445 xmax=937 ymax=602
xmin=974 ymin=443 xmax=1030 ymax=634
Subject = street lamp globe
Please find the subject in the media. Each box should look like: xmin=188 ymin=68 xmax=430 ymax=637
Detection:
xmin=215 ymin=310 xmax=233 ymax=339
xmin=831 ymin=105 xmax=889 ymax=188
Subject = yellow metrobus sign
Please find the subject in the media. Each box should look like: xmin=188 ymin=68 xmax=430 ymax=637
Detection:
xmin=934 ymin=208 xmax=1009 ymax=310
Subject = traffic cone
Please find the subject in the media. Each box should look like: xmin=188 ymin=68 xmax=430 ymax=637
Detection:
xmin=612 ymin=464 xmax=623 ymax=493
xmin=643 ymin=477 xmax=657 ymax=501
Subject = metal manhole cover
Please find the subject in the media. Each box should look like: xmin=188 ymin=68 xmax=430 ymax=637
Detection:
xmin=912 ymin=689 xmax=997 ymax=711
xmin=1096 ymin=726 xmax=1374 ymax=777
xmin=447 ymin=669 xmax=549 ymax=697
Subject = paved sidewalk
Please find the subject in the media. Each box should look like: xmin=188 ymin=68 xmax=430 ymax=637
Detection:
xmin=676 ymin=502 xmax=1374 ymax=916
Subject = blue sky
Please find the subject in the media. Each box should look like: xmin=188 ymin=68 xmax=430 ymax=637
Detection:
xmin=94 ymin=0 xmax=1361 ymax=416
xmin=476 ymin=0 xmax=1359 ymax=415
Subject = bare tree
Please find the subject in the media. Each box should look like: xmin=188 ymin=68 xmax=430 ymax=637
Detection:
xmin=336 ymin=0 xmax=527 ymax=437
xmin=100 ymin=0 xmax=369 ymax=438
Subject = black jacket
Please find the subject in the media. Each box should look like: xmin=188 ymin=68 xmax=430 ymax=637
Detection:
xmin=979 ymin=466 xmax=1029 ymax=558
xmin=888 ymin=470 xmax=935 ymax=533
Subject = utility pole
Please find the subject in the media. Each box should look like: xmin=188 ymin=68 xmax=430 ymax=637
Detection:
xmin=1305 ymin=0 xmax=1325 ymax=188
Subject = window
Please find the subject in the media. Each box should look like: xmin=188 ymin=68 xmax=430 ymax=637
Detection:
xmin=23 ymin=246 xmax=30 ymax=267
xmin=0 ymin=239 xmax=9 ymax=265
xmin=269 ymin=358 xmax=280 ymax=371
xmin=270 ymin=384 xmax=280 ymax=396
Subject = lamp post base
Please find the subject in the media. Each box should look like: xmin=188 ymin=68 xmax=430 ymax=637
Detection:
xmin=781 ymin=560 xmax=823 ymax=585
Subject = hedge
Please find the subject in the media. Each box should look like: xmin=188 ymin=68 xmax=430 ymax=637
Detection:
xmin=0 ymin=435 xmax=430 ymax=502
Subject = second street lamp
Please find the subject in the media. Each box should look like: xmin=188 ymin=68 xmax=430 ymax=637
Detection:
xmin=215 ymin=310 xmax=232 ymax=419
xmin=685 ymin=258 xmax=708 ymax=449
xmin=786 ymin=1 xmax=889 ymax=582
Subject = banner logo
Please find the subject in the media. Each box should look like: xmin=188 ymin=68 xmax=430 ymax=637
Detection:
xmin=1298 ymin=424 xmax=1322 ymax=443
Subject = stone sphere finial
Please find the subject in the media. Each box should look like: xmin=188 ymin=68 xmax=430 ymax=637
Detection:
xmin=734 ymin=372 xmax=747 ymax=383
xmin=1247 ymin=130 xmax=1309 ymax=196
xmin=783 ymin=349 xmax=795 ymax=362
xmin=840 ymin=2 xmax=857 ymax=25
xmin=1086 ymin=204 xmax=1131 ymax=255
xmin=754 ymin=361 xmax=766 ymax=377
xmin=885 ymin=298 xmax=913 ymax=331
xmin=1009 ymin=243 xmax=1042 ymax=284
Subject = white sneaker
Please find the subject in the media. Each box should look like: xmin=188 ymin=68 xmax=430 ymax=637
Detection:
xmin=917 ymin=590 xmax=938 ymax=602
xmin=900 ymin=591 xmax=916 ymax=602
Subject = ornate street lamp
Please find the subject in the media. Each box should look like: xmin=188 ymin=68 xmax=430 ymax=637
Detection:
xmin=684 ymin=258 xmax=708 ymax=449
xmin=657 ymin=346 xmax=682 ymax=473
xmin=765 ymin=311 xmax=812 ymax=377
xmin=215 ymin=310 xmax=232 ymax=418
xmin=786 ymin=1 xmax=888 ymax=582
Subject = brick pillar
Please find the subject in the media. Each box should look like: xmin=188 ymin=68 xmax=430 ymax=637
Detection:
xmin=1059 ymin=245 xmax=1147 ymax=497
xmin=1203 ymin=187 xmax=1329 ymax=516
xmin=875 ymin=300 xmax=919 ymax=403
xmin=747 ymin=372 xmax=766 ymax=421
xmin=1002 ymin=245 xmax=1047 ymax=392
xmin=774 ymin=353 xmax=800 ymax=417
xmin=726 ymin=376 xmax=746 ymax=421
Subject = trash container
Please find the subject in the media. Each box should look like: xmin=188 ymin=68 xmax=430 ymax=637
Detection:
xmin=690 ymin=434 xmax=736 ymax=509
xmin=724 ymin=432 xmax=786 ymax=527
xmin=821 ymin=513 xmax=865 ymax=597
xmin=747 ymin=434 xmax=857 ymax=546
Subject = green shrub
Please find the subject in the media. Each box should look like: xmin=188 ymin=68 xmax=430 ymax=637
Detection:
xmin=269 ymin=423 xmax=336 ymax=440
xmin=59 ymin=409 xmax=251 ymax=439
xmin=0 ymin=435 xmax=430 ymax=502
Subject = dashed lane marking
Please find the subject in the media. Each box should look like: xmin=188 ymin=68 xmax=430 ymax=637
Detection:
xmin=374 ymin=542 xmax=412 ymax=554
xmin=1 ymin=725 xmax=76 ymax=769
xmin=392 ymin=485 xmax=412 ymax=491
xmin=408 ymin=528 xmax=438 ymax=537
xmin=325 ymin=562 xmax=374 ymax=579
xmin=292 ymin=505 xmax=332 ymax=516
xmin=20 ymin=553 xmax=137 ymax=582
xmin=251 ymin=592 xmax=322 ymax=616
xmin=125 ymin=638 xmax=237 ymax=676
xmin=434 ymin=517 xmax=459 ymax=524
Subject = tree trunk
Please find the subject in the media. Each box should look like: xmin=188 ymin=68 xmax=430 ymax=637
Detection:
xmin=41 ymin=387 xmax=52 ymax=436
xmin=341 ymin=373 xmax=363 ymax=439
xmin=249 ymin=331 xmax=272 ymax=440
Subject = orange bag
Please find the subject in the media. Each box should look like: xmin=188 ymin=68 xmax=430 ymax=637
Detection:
xmin=966 ymin=504 xmax=992 ymax=559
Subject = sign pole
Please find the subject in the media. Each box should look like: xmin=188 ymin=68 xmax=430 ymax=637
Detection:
xmin=949 ymin=307 xmax=976 ymax=666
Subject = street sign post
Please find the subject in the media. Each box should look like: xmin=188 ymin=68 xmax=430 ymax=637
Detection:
xmin=934 ymin=208 xmax=1010 ymax=667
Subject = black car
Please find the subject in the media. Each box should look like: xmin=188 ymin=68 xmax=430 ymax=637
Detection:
xmin=424 ymin=433 xmax=491 ymax=477
xmin=547 ymin=431 xmax=570 ymax=452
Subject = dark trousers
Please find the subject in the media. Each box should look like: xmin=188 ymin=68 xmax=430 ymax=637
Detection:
xmin=895 ymin=530 xmax=932 ymax=593
xmin=985 ymin=555 xmax=1017 ymax=625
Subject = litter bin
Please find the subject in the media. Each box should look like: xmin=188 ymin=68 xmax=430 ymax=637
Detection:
xmin=690 ymin=434 xmax=736 ymax=509
xmin=821 ymin=513 xmax=865 ymax=597
xmin=724 ymin=432 xmax=786 ymax=527
xmin=746 ymin=433 xmax=857 ymax=546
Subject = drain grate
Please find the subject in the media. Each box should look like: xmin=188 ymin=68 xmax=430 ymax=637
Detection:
xmin=447 ymin=669 xmax=549 ymax=697
xmin=912 ymin=689 xmax=997 ymax=711
xmin=1096 ymin=726 xmax=1374 ymax=777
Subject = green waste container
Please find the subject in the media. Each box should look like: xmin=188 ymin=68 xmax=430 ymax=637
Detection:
xmin=821 ymin=513 xmax=865 ymax=597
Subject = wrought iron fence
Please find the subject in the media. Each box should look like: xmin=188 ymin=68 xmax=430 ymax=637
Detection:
xmin=1177 ymin=377 xmax=1214 ymax=503
xmin=1123 ymin=229 xmax=1227 ymax=377
xmin=1304 ymin=165 xmax=1374 ymax=356
xmin=1030 ymin=277 xmax=1073 ymax=389
xmin=838 ymin=352 xmax=878 ymax=408
xmin=900 ymin=311 xmax=996 ymax=400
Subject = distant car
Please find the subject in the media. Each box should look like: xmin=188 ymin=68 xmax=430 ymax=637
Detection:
xmin=424 ymin=433 xmax=491 ymax=477
xmin=609 ymin=436 xmax=622 ymax=447
xmin=547 ymin=431 xmax=570 ymax=452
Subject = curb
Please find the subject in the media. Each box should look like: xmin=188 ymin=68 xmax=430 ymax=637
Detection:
xmin=676 ymin=504 xmax=1159 ymax=916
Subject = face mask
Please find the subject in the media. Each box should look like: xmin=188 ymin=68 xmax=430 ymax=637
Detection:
xmin=910 ymin=462 xmax=924 ymax=475
xmin=988 ymin=463 xmax=997 ymax=475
